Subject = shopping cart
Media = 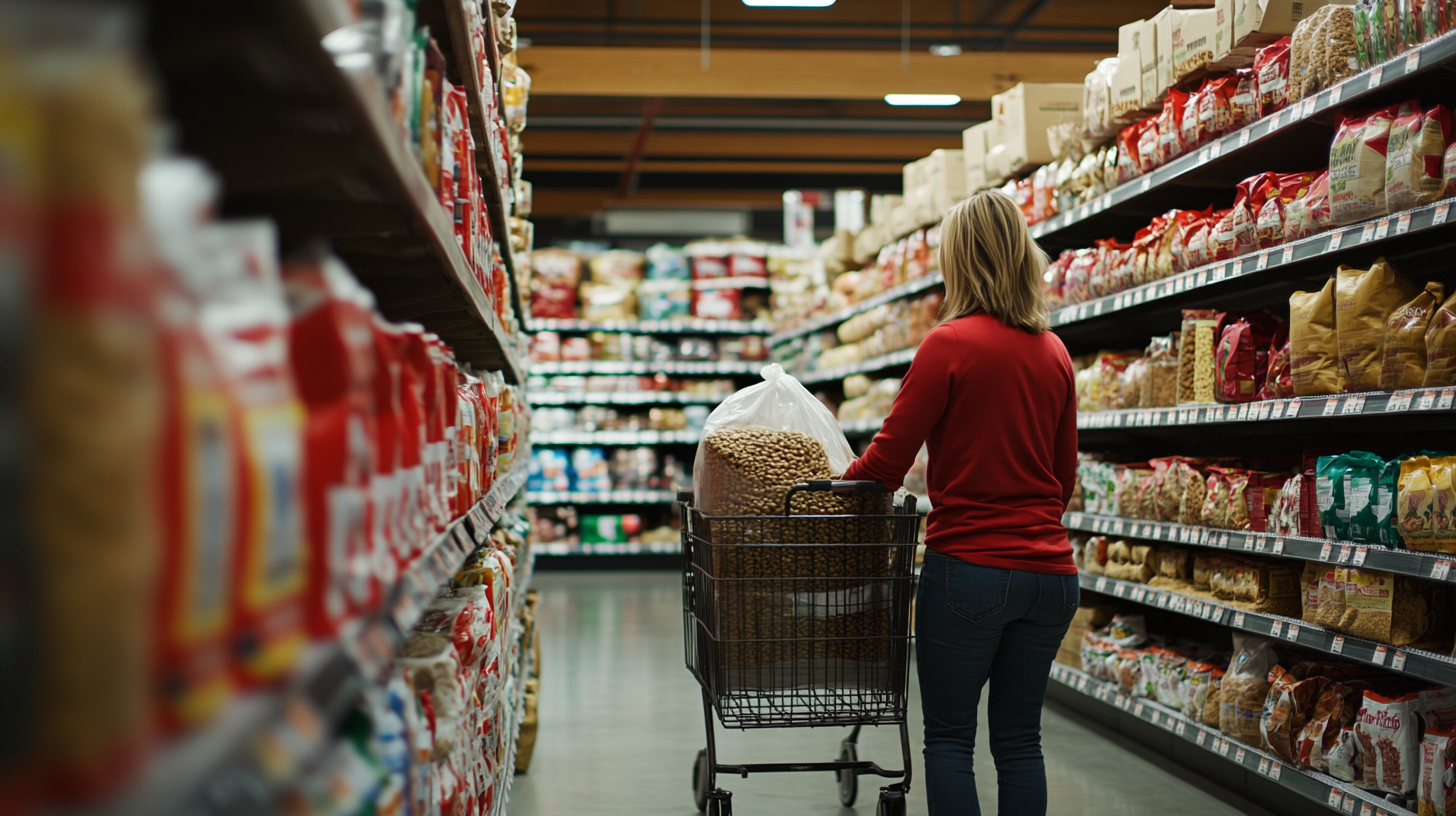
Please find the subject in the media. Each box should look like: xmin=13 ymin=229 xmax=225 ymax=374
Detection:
xmin=680 ymin=480 xmax=920 ymax=816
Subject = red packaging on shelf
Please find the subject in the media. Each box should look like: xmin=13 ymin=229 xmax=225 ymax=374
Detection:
xmin=1255 ymin=38 xmax=1292 ymax=117
xmin=1158 ymin=89 xmax=1191 ymax=164
xmin=283 ymin=249 xmax=379 ymax=637
xmin=368 ymin=316 xmax=403 ymax=589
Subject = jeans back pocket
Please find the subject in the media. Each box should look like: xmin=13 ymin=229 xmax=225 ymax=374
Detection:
xmin=942 ymin=558 xmax=1012 ymax=624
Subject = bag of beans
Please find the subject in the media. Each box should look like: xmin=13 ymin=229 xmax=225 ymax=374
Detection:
xmin=1330 ymin=106 xmax=1404 ymax=226
xmin=1290 ymin=278 xmax=1343 ymax=396
xmin=1262 ymin=666 xmax=1331 ymax=764
xmin=1179 ymin=309 xmax=1221 ymax=404
xmin=1255 ymin=38 xmax=1292 ymax=116
xmin=1320 ymin=5 xmax=1361 ymax=88
xmin=1337 ymin=258 xmax=1422 ymax=392
xmin=692 ymin=363 xmax=856 ymax=516
xmin=1387 ymin=104 xmax=1454 ymax=212
xmin=1424 ymin=290 xmax=1456 ymax=387
xmin=1380 ymin=282 xmax=1446 ymax=390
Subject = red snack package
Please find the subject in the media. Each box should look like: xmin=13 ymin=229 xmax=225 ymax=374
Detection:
xmin=1215 ymin=311 xmax=1282 ymax=402
xmin=1197 ymin=75 xmax=1237 ymax=139
xmin=1285 ymin=170 xmax=1331 ymax=240
xmin=1158 ymin=89 xmax=1190 ymax=164
xmin=1231 ymin=68 xmax=1258 ymax=131
xmin=1187 ymin=216 xmax=1217 ymax=269
xmin=1208 ymin=203 xmax=1242 ymax=262
xmin=1182 ymin=82 xmax=1207 ymax=149
xmin=284 ymin=250 xmax=379 ymax=638
xmin=1117 ymin=125 xmax=1143 ymax=184
xmin=1170 ymin=207 xmax=1213 ymax=272
xmin=1137 ymin=118 xmax=1162 ymax=174
xmin=1258 ymin=323 xmax=1293 ymax=399
xmin=1064 ymin=248 xmax=1096 ymax=304
xmin=1255 ymin=38 xmax=1292 ymax=117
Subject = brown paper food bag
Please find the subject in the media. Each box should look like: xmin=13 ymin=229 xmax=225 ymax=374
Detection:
xmin=1335 ymin=258 xmax=1420 ymax=392
xmin=1380 ymin=282 xmax=1445 ymax=391
xmin=1291 ymin=279 xmax=1342 ymax=396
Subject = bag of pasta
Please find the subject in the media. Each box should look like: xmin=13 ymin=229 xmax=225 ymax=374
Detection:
xmin=1425 ymin=290 xmax=1456 ymax=388
xmin=1336 ymin=259 xmax=1421 ymax=392
xmin=1291 ymin=279 xmax=1342 ymax=396
xmin=1381 ymin=282 xmax=1446 ymax=391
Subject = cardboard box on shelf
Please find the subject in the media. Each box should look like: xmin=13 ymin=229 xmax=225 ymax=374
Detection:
xmin=889 ymin=202 xmax=918 ymax=239
xmin=962 ymin=122 xmax=991 ymax=193
xmin=902 ymin=156 xmax=934 ymax=224
xmin=923 ymin=148 xmax=967 ymax=220
xmin=1233 ymin=0 xmax=1331 ymax=55
xmin=1155 ymin=7 xmax=1175 ymax=92
xmin=870 ymin=193 xmax=902 ymax=227
xmin=1172 ymin=0 xmax=1233 ymax=83
xmin=1110 ymin=56 xmax=1145 ymax=122
xmin=1118 ymin=18 xmax=1147 ymax=55
xmin=988 ymin=82 xmax=1083 ymax=179
xmin=852 ymin=222 xmax=887 ymax=265
xmin=1140 ymin=18 xmax=1163 ymax=108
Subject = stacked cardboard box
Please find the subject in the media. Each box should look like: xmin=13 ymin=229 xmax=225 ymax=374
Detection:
xmin=901 ymin=149 xmax=967 ymax=228
xmin=966 ymin=82 xmax=1083 ymax=193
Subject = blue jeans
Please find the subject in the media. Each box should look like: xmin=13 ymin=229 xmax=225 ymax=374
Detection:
xmin=916 ymin=551 xmax=1078 ymax=816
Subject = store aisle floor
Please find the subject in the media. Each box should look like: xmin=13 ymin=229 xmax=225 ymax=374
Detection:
xmin=508 ymin=571 xmax=1263 ymax=816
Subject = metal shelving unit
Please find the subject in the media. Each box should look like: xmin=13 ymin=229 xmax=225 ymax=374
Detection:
xmin=531 ymin=359 xmax=765 ymax=376
xmin=530 ymin=429 xmax=701 ymax=445
xmin=527 ymin=489 xmax=678 ymax=505
xmin=1046 ymin=663 xmax=1416 ymax=816
xmin=529 ymin=317 xmax=773 ymax=335
xmin=528 ymin=391 xmax=730 ymax=406
xmin=797 ymin=346 xmax=917 ymax=385
xmin=1076 ymin=386 xmax=1456 ymax=433
xmin=1065 ymin=511 xmax=1456 ymax=587
xmin=768 ymin=272 xmax=944 ymax=347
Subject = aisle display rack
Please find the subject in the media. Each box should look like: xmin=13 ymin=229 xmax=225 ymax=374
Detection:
xmin=1046 ymin=663 xmax=1416 ymax=816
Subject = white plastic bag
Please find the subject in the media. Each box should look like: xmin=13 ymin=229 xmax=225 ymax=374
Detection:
xmin=692 ymin=364 xmax=855 ymax=515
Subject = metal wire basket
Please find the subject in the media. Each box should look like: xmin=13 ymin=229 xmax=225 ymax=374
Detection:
xmin=681 ymin=482 xmax=919 ymax=729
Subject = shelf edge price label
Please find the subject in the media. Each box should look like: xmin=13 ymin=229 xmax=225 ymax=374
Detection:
xmin=1392 ymin=650 xmax=1408 ymax=671
xmin=1374 ymin=218 xmax=1390 ymax=240
xmin=1329 ymin=231 xmax=1344 ymax=252
xmin=1269 ymin=762 xmax=1282 ymax=780
xmin=1353 ymin=547 xmax=1367 ymax=566
xmin=1397 ymin=213 xmax=1412 ymax=235
xmin=1406 ymin=48 xmax=1422 ymax=74
xmin=1332 ymin=635 xmax=1345 ymax=654
xmin=1361 ymin=222 xmax=1377 ymax=243
xmin=1239 ymin=129 xmax=1252 ymax=147
xmin=1434 ymin=560 xmax=1452 ymax=581
xmin=1286 ymin=623 xmax=1300 ymax=642
xmin=1270 ymin=619 xmax=1283 ymax=638
xmin=1437 ymin=204 xmax=1451 ymax=225
xmin=1373 ymin=645 xmax=1388 ymax=666
xmin=1234 ymin=611 xmax=1247 ymax=628
xmin=1235 ymin=747 xmax=1246 ymax=763
xmin=1369 ymin=65 xmax=1384 ymax=88
xmin=1280 ymin=244 xmax=1294 ymax=264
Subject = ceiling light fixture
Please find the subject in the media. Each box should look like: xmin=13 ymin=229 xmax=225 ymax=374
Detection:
xmin=884 ymin=93 xmax=961 ymax=106
xmin=742 ymin=0 xmax=835 ymax=6
xmin=929 ymin=44 xmax=962 ymax=56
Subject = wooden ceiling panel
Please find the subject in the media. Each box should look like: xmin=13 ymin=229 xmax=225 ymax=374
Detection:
xmin=525 ymin=130 xmax=960 ymax=161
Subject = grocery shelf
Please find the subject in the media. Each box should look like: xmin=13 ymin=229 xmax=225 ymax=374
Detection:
xmin=530 ymin=429 xmax=701 ymax=445
xmin=148 ymin=0 xmax=525 ymax=382
xmin=530 ymin=359 xmax=765 ymax=376
xmin=769 ymin=272 xmax=945 ymax=347
xmin=1079 ymin=571 xmax=1456 ymax=688
xmin=535 ymin=541 xmax=683 ymax=556
xmin=96 ymin=463 xmax=529 ymax=816
xmin=527 ymin=489 xmax=679 ymax=505
xmin=1078 ymin=386 xmax=1456 ymax=434
xmin=1029 ymin=33 xmax=1456 ymax=255
xmin=1051 ymin=199 xmax=1456 ymax=355
xmin=796 ymin=347 xmax=917 ymax=385
xmin=1064 ymin=511 xmax=1456 ymax=587
xmin=1046 ymin=663 xmax=1415 ymax=816
xmin=528 ymin=391 xmax=729 ymax=406
xmin=528 ymin=317 xmax=773 ymax=335
xmin=839 ymin=417 xmax=885 ymax=435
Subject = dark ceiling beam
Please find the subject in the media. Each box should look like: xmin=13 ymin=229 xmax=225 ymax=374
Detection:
xmin=530 ymin=115 xmax=975 ymax=133
xmin=1000 ymin=0 xmax=1062 ymax=49
xmin=519 ymin=33 xmax=1113 ymax=50
xmin=516 ymin=17 xmax=1117 ymax=34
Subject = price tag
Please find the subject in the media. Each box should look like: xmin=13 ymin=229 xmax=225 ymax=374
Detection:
xmin=1258 ymin=757 xmax=1270 ymax=775
xmin=1113 ymin=582 xmax=1127 ymax=597
xmin=1421 ymin=390 xmax=1438 ymax=410
xmin=1258 ymin=402 xmax=1272 ymax=420
xmin=1269 ymin=762 xmax=1282 ymax=780
xmin=1434 ymin=560 xmax=1452 ymax=580
xmin=1270 ymin=620 xmax=1283 ymax=638
xmin=1243 ymin=534 xmax=1254 ymax=551
xmin=1387 ymin=391 xmax=1413 ymax=412
xmin=1196 ymin=270 xmax=1208 ymax=286
xmin=1369 ymin=65 xmax=1384 ymax=88
xmin=1374 ymin=218 xmax=1391 ymax=240
xmin=1221 ymin=532 xmax=1231 ymax=548
xmin=1235 ymin=747 xmax=1247 ymax=763
xmin=1197 ymin=729 xmax=1208 ymax=746
xmin=1437 ymin=204 xmax=1451 ymax=225
xmin=1361 ymin=803 xmax=1374 ymax=816
xmin=1269 ymin=111 xmax=1283 ymax=129
xmin=1287 ymin=624 xmax=1301 ymax=641
xmin=1392 ymin=650 xmax=1408 ymax=671
xmin=1141 ymin=176 xmax=1153 ymax=192
xmin=1441 ymin=389 xmax=1455 ymax=410
xmin=1256 ymin=251 xmax=1270 ymax=270
xmin=1176 ymin=720 xmax=1187 ymax=737
xmin=1271 ymin=401 xmax=1286 ymax=419
xmin=1302 ymin=97 xmax=1317 ymax=118
xmin=1135 ymin=702 xmax=1144 ymax=716
xmin=1406 ymin=48 xmax=1422 ymax=74
xmin=1330 ymin=84 xmax=1344 ymax=104
xmin=1396 ymin=213 xmax=1411 ymax=235
xmin=1353 ymin=547 xmax=1368 ymax=566
xmin=1210 ymin=140 xmax=1223 ymax=158
xmin=1239 ymin=129 xmax=1252 ymax=147
xmin=1093 ymin=300 xmax=1103 ymax=316
xmin=1361 ymin=222 xmax=1377 ymax=243
xmin=1322 ymin=542 xmax=1334 ymax=560
xmin=1324 ymin=397 xmax=1340 ymax=416
xmin=1221 ymin=739 xmax=1233 ymax=757
xmin=1273 ymin=538 xmax=1285 ymax=554
xmin=1343 ymin=795 xmax=1356 ymax=814
xmin=1096 ymin=577 xmax=1108 ymax=592
xmin=1198 ymin=147 xmax=1211 ymax=164
xmin=1212 ymin=265 xmax=1226 ymax=282
xmin=1329 ymin=231 xmax=1344 ymax=252
xmin=1281 ymin=244 xmax=1295 ymax=264
xmin=1331 ymin=789 xmax=1346 ymax=808
xmin=1373 ymin=645 xmax=1388 ymax=666
xmin=1333 ymin=636 xmax=1345 ymax=654
xmin=1234 ymin=611 xmax=1247 ymax=627
xmin=1339 ymin=545 xmax=1353 ymax=564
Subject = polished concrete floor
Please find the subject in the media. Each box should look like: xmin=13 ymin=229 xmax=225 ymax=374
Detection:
xmin=508 ymin=571 xmax=1265 ymax=816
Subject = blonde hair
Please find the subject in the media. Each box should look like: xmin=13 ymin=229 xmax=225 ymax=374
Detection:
xmin=938 ymin=190 xmax=1050 ymax=334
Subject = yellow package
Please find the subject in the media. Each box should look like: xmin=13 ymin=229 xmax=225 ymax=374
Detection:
xmin=1434 ymin=456 xmax=1456 ymax=553
xmin=1380 ymin=282 xmax=1445 ymax=391
xmin=1335 ymin=259 xmax=1420 ymax=392
xmin=1290 ymin=279 xmax=1342 ymax=396
xmin=1398 ymin=456 xmax=1438 ymax=550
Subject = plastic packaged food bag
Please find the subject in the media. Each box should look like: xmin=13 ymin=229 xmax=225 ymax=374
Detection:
xmin=1291 ymin=279 xmax=1342 ymax=396
xmin=1330 ymin=107 xmax=1400 ymax=226
xmin=1221 ymin=634 xmax=1278 ymax=744
xmin=1356 ymin=691 xmax=1423 ymax=794
xmin=1426 ymin=290 xmax=1456 ymax=387
xmin=693 ymin=363 xmax=856 ymax=515
xmin=1386 ymin=105 xmax=1454 ymax=212
xmin=1336 ymin=259 xmax=1421 ymax=392
xmin=1381 ymin=281 xmax=1446 ymax=390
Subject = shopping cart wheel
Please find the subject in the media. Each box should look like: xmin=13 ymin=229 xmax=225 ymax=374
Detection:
xmin=692 ymin=749 xmax=709 ymax=812
xmin=707 ymin=790 xmax=733 ymax=816
xmin=876 ymin=788 xmax=906 ymax=816
xmin=835 ymin=742 xmax=857 ymax=806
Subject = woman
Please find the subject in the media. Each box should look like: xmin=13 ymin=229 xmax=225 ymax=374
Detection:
xmin=842 ymin=190 xmax=1078 ymax=816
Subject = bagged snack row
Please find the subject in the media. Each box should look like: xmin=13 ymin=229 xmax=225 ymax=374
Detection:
xmin=528 ymin=331 xmax=768 ymax=365
xmin=772 ymin=226 xmax=941 ymax=334
xmin=530 ymin=242 xmax=771 ymax=322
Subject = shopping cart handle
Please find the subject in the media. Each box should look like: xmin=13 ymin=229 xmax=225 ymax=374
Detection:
xmin=784 ymin=480 xmax=889 ymax=515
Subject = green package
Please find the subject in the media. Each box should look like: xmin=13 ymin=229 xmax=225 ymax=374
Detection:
xmin=1355 ymin=0 xmax=1374 ymax=69
xmin=1317 ymin=452 xmax=1386 ymax=542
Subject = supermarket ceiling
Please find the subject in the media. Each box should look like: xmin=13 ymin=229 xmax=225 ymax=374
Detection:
xmin=517 ymin=0 xmax=1162 ymax=236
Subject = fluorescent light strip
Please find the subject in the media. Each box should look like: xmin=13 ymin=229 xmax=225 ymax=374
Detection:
xmin=884 ymin=93 xmax=962 ymax=106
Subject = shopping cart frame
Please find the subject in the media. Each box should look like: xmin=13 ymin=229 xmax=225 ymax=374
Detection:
xmin=680 ymin=481 xmax=918 ymax=816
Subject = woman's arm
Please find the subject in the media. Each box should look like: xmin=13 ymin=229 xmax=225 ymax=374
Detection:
xmin=841 ymin=325 xmax=955 ymax=488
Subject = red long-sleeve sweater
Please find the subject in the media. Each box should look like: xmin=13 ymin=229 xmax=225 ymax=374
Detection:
xmin=842 ymin=314 xmax=1079 ymax=574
